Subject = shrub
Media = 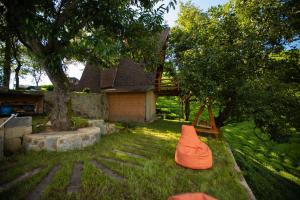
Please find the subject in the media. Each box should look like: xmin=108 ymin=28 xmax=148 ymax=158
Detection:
xmin=71 ymin=116 xmax=89 ymax=128
xmin=41 ymin=85 xmax=54 ymax=91
xmin=82 ymin=87 xmax=91 ymax=93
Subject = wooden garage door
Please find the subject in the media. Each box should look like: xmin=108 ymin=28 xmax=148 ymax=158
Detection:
xmin=108 ymin=93 xmax=145 ymax=122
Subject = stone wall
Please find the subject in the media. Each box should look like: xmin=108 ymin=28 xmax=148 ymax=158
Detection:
xmin=24 ymin=127 xmax=100 ymax=152
xmin=44 ymin=92 xmax=108 ymax=119
xmin=1 ymin=116 xmax=32 ymax=154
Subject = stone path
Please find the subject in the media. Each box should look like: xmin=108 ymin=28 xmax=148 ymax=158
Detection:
xmin=113 ymin=149 xmax=146 ymax=159
xmin=0 ymin=167 xmax=42 ymax=192
xmin=121 ymin=144 xmax=150 ymax=153
xmin=26 ymin=164 xmax=61 ymax=200
xmin=91 ymin=160 xmax=124 ymax=181
xmin=67 ymin=162 xmax=83 ymax=193
xmin=99 ymin=156 xmax=142 ymax=168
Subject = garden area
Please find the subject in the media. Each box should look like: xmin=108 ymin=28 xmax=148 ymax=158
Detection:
xmin=1 ymin=0 xmax=299 ymax=200
xmin=0 ymin=120 xmax=249 ymax=200
xmin=157 ymin=96 xmax=300 ymax=200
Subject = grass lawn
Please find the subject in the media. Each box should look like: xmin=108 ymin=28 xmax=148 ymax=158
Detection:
xmin=0 ymin=120 xmax=248 ymax=200
xmin=156 ymin=96 xmax=300 ymax=200
xmin=223 ymin=121 xmax=300 ymax=200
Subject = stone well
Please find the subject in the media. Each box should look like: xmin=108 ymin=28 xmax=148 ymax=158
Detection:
xmin=23 ymin=127 xmax=100 ymax=152
xmin=1 ymin=116 xmax=32 ymax=155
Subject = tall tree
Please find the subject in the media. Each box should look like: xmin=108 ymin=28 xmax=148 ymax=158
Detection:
xmin=170 ymin=1 xmax=299 ymax=139
xmin=2 ymin=0 xmax=174 ymax=130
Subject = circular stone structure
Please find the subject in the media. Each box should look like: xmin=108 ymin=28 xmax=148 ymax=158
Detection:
xmin=23 ymin=127 xmax=100 ymax=152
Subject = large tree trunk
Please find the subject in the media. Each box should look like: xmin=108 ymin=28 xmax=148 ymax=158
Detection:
xmin=43 ymin=59 xmax=73 ymax=130
xmin=3 ymin=37 xmax=12 ymax=89
xmin=215 ymin=95 xmax=236 ymax=128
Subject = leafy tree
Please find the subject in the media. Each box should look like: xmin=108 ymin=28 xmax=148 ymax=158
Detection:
xmin=1 ymin=0 xmax=175 ymax=130
xmin=170 ymin=1 xmax=299 ymax=140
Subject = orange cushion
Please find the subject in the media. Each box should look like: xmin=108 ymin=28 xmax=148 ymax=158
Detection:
xmin=175 ymin=125 xmax=213 ymax=169
xmin=168 ymin=192 xmax=217 ymax=200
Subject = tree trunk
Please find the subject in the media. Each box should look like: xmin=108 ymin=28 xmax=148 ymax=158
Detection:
xmin=215 ymin=95 xmax=236 ymax=128
xmin=43 ymin=59 xmax=73 ymax=130
xmin=184 ymin=97 xmax=191 ymax=121
xmin=3 ymin=37 xmax=12 ymax=89
xmin=13 ymin=43 xmax=22 ymax=90
xmin=15 ymin=64 xmax=21 ymax=89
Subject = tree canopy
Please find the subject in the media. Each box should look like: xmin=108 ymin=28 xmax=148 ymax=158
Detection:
xmin=169 ymin=0 xmax=299 ymax=140
xmin=0 ymin=0 xmax=175 ymax=130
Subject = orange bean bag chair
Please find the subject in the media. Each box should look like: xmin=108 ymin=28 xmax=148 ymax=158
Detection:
xmin=168 ymin=193 xmax=217 ymax=200
xmin=175 ymin=125 xmax=212 ymax=169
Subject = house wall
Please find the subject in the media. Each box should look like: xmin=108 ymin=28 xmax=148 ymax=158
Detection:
xmin=107 ymin=93 xmax=146 ymax=122
xmin=45 ymin=92 xmax=108 ymax=119
xmin=145 ymin=91 xmax=156 ymax=122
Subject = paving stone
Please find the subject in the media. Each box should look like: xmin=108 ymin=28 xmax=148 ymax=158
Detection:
xmin=91 ymin=160 xmax=124 ymax=181
xmin=99 ymin=156 xmax=142 ymax=168
xmin=113 ymin=149 xmax=146 ymax=159
xmin=26 ymin=164 xmax=61 ymax=200
xmin=0 ymin=167 xmax=42 ymax=192
xmin=67 ymin=162 xmax=83 ymax=193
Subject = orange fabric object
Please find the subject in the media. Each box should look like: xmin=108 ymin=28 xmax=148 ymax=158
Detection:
xmin=168 ymin=193 xmax=217 ymax=200
xmin=175 ymin=125 xmax=213 ymax=169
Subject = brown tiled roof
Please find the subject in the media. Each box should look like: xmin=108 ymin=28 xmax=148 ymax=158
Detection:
xmin=76 ymin=61 xmax=101 ymax=93
xmin=101 ymin=68 xmax=117 ymax=89
xmin=76 ymin=29 xmax=169 ymax=93
xmin=101 ymin=58 xmax=156 ymax=92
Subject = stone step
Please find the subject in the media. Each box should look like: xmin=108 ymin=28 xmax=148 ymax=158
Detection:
xmin=0 ymin=167 xmax=42 ymax=192
xmin=26 ymin=164 xmax=61 ymax=200
xmin=113 ymin=149 xmax=147 ymax=159
xmin=99 ymin=156 xmax=142 ymax=168
xmin=67 ymin=162 xmax=83 ymax=193
xmin=91 ymin=160 xmax=124 ymax=181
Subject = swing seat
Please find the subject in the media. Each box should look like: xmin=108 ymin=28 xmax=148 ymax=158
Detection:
xmin=168 ymin=192 xmax=217 ymax=200
xmin=198 ymin=120 xmax=211 ymax=129
xmin=195 ymin=127 xmax=220 ymax=135
xmin=175 ymin=125 xmax=213 ymax=170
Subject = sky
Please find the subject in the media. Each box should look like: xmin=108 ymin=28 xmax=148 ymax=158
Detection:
xmin=9 ymin=0 xmax=229 ymax=88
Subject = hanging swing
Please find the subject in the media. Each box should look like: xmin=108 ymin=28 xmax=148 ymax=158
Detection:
xmin=192 ymin=97 xmax=220 ymax=136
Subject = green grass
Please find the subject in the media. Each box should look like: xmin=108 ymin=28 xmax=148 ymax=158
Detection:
xmin=223 ymin=121 xmax=300 ymax=200
xmin=156 ymin=96 xmax=206 ymax=120
xmin=32 ymin=116 xmax=89 ymax=133
xmin=156 ymin=96 xmax=300 ymax=200
xmin=0 ymin=120 xmax=248 ymax=200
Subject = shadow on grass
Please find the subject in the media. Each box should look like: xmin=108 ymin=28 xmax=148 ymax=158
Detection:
xmin=234 ymin=150 xmax=300 ymax=200
xmin=223 ymin=121 xmax=300 ymax=200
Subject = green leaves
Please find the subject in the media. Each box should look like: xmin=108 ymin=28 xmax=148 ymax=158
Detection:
xmin=169 ymin=1 xmax=300 ymax=138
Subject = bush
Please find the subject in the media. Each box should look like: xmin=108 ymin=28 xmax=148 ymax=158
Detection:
xmin=82 ymin=87 xmax=91 ymax=93
xmin=41 ymin=85 xmax=54 ymax=91
xmin=71 ymin=116 xmax=89 ymax=129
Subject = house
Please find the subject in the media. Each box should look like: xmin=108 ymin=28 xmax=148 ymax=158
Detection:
xmin=76 ymin=58 xmax=157 ymax=122
xmin=76 ymin=29 xmax=179 ymax=122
